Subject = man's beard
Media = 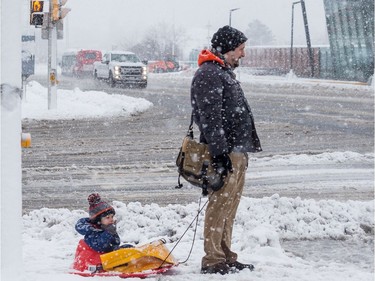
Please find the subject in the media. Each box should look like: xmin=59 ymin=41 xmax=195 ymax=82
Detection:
xmin=233 ymin=58 xmax=240 ymax=68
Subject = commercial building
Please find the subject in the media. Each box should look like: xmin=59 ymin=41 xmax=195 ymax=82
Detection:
xmin=323 ymin=0 xmax=374 ymax=82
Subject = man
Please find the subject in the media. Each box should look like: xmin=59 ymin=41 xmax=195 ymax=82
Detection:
xmin=190 ymin=25 xmax=262 ymax=275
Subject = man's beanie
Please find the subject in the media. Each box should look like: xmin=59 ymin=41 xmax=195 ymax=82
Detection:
xmin=88 ymin=193 xmax=115 ymax=220
xmin=211 ymin=25 xmax=248 ymax=54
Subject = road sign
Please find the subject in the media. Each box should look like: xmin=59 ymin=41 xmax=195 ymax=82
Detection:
xmin=41 ymin=19 xmax=64 ymax=40
xmin=22 ymin=35 xmax=35 ymax=42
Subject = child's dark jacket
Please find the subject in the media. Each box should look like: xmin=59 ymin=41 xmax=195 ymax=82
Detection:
xmin=75 ymin=217 xmax=120 ymax=253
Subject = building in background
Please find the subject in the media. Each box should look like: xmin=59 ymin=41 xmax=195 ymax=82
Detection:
xmin=323 ymin=0 xmax=374 ymax=82
xmin=241 ymin=0 xmax=374 ymax=83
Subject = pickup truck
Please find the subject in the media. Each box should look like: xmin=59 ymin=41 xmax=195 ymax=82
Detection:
xmin=93 ymin=51 xmax=147 ymax=88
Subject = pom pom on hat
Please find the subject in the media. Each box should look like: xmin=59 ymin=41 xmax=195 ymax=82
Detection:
xmin=88 ymin=193 xmax=115 ymax=221
xmin=211 ymin=25 xmax=247 ymax=54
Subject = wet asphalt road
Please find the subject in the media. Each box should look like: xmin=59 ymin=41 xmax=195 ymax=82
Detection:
xmin=22 ymin=73 xmax=374 ymax=213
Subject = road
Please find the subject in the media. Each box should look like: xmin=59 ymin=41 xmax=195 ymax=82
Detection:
xmin=22 ymin=72 xmax=374 ymax=213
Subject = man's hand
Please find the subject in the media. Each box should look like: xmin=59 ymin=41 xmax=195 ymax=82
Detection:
xmin=212 ymin=153 xmax=233 ymax=177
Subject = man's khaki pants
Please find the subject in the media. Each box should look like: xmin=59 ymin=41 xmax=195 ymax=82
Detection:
xmin=202 ymin=152 xmax=248 ymax=267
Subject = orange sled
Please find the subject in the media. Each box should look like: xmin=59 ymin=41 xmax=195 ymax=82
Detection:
xmin=70 ymin=239 xmax=178 ymax=278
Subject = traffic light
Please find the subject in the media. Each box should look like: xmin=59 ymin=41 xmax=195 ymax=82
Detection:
xmin=52 ymin=0 xmax=59 ymax=21
xmin=51 ymin=0 xmax=70 ymax=22
xmin=30 ymin=0 xmax=44 ymax=26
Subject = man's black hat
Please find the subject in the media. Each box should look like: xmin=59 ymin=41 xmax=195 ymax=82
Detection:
xmin=211 ymin=25 xmax=247 ymax=54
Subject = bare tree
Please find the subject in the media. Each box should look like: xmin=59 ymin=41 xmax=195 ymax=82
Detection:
xmin=118 ymin=22 xmax=187 ymax=61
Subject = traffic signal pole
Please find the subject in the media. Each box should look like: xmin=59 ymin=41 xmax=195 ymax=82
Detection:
xmin=47 ymin=0 xmax=70 ymax=109
xmin=48 ymin=1 xmax=57 ymax=109
xmin=29 ymin=0 xmax=70 ymax=109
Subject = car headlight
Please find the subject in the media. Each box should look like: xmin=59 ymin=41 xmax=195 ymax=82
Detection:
xmin=142 ymin=66 xmax=147 ymax=75
xmin=114 ymin=66 xmax=120 ymax=75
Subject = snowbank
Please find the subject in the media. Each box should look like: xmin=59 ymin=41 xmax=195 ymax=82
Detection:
xmin=23 ymin=196 xmax=374 ymax=281
xmin=22 ymin=81 xmax=153 ymax=120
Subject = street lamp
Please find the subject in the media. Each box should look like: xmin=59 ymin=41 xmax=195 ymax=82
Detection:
xmin=290 ymin=0 xmax=314 ymax=77
xmin=229 ymin=8 xmax=240 ymax=27
xmin=290 ymin=1 xmax=300 ymax=71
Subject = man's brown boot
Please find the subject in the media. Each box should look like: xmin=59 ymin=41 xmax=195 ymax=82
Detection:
xmin=226 ymin=261 xmax=254 ymax=271
xmin=201 ymin=262 xmax=230 ymax=275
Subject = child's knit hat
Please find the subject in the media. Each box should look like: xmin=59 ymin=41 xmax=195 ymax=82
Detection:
xmin=87 ymin=193 xmax=115 ymax=221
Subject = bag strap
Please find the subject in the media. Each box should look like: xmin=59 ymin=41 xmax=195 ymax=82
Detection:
xmin=176 ymin=112 xmax=194 ymax=190
xmin=187 ymin=111 xmax=194 ymax=138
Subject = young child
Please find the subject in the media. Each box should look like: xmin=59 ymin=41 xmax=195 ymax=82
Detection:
xmin=72 ymin=193 xmax=132 ymax=272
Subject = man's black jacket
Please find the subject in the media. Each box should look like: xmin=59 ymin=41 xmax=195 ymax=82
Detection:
xmin=190 ymin=49 xmax=262 ymax=157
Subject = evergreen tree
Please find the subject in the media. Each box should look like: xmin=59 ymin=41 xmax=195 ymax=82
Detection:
xmin=245 ymin=20 xmax=275 ymax=46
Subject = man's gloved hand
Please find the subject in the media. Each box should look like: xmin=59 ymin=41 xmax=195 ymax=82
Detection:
xmin=212 ymin=153 xmax=233 ymax=177
xmin=102 ymin=224 xmax=117 ymax=235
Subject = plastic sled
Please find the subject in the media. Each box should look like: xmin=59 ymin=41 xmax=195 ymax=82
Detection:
xmin=70 ymin=265 xmax=174 ymax=278
xmin=70 ymin=239 xmax=178 ymax=278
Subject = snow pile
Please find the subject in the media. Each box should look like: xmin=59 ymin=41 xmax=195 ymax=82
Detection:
xmin=236 ymin=195 xmax=373 ymax=241
xmin=22 ymin=81 xmax=153 ymax=120
xmin=23 ymin=196 xmax=374 ymax=247
xmin=22 ymin=196 xmax=374 ymax=281
xmin=285 ymin=69 xmax=298 ymax=81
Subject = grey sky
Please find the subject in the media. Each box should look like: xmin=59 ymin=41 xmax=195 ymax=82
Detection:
xmin=26 ymin=0 xmax=328 ymax=59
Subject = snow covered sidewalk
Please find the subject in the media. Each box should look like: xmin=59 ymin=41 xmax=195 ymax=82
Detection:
xmin=23 ymin=195 xmax=374 ymax=281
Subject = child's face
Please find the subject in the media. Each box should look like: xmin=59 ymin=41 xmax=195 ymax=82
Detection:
xmin=100 ymin=213 xmax=115 ymax=226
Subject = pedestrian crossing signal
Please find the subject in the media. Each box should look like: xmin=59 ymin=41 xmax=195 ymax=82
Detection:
xmin=31 ymin=0 xmax=43 ymax=12
xmin=30 ymin=1 xmax=44 ymax=26
xmin=30 ymin=13 xmax=44 ymax=26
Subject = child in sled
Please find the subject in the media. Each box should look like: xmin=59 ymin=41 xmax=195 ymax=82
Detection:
xmin=72 ymin=193 xmax=133 ymax=272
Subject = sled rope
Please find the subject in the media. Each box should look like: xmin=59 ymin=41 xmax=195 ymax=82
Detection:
xmin=159 ymin=196 xmax=208 ymax=268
